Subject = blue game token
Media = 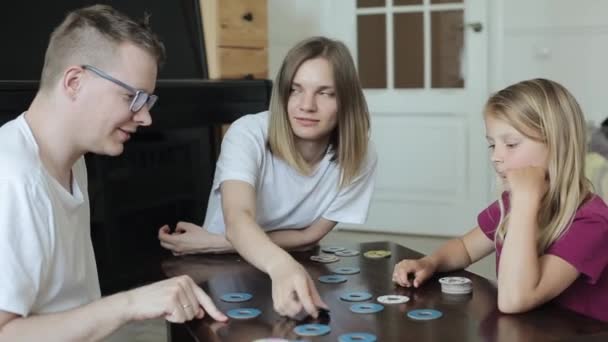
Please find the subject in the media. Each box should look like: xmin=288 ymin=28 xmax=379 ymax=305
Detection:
xmin=318 ymin=275 xmax=348 ymax=284
xmin=227 ymin=308 xmax=261 ymax=319
xmin=340 ymin=291 xmax=372 ymax=302
xmin=338 ymin=332 xmax=377 ymax=342
xmin=293 ymin=323 xmax=331 ymax=337
xmin=333 ymin=266 xmax=361 ymax=275
xmin=350 ymin=303 xmax=384 ymax=314
xmin=220 ymin=292 xmax=253 ymax=303
xmin=407 ymin=309 xmax=443 ymax=320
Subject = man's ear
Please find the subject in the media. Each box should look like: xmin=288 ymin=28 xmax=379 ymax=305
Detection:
xmin=62 ymin=66 xmax=85 ymax=100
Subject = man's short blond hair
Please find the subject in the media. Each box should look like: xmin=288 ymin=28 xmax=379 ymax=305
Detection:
xmin=39 ymin=4 xmax=165 ymax=91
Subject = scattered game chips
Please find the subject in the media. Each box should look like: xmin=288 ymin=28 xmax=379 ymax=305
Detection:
xmin=227 ymin=308 xmax=261 ymax=319
xmin=310 ymin=254 xmax=340 ymax=263
xmin=322 ymin=246 xmax=346 ymax=253
xmin=340 ymin=291 xmax=373 ymax=302
xmin=293 ymin=323 xmax=331 ymax=337
xmin=338 ymin=332 xmax=378 ymax=342
xmin=407 ymin=309 xmax=443 ymax=320
xmin=439 ymin=276 xmax=472 ymax=294
xmin=377 ymin=295 xmax=410 ymax=304
xmin=220 ymin=292 xmax=252 ymax=303
xmin=350 ymin=303 xmax=384 ymax=314
xmin=318 ymin=275 xmax=348 ymax=284
xmin=363 ymin=250 xmax=391 ymax=259
xmin=252 ymin=339 xmax=290 ymax=342
xmin=333 ymin=266 xmax=361 ymax=275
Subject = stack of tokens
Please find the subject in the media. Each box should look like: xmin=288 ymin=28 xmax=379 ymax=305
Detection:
xmin=363 ymin=250 xmax=391 ymax=259
xmin=438 ymin=276 xmax=472 ymax=294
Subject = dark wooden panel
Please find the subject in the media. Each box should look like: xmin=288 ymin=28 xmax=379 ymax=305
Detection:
xmin=357 ymin=15 xmax=387 ymax=89
xmin=394 ymin=12 xmax=424 ymax=88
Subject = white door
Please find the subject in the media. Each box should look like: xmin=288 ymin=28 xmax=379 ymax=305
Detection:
xmin=321 ymin=0 xmax=490 ymax=236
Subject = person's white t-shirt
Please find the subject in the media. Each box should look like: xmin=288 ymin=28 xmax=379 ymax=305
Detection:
xmin=204 ymin=111 xmax=377 ymax=234
xmin=0 ymin=114 xmax=100 ymax=317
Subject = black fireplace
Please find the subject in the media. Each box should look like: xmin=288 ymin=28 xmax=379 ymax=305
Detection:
xmin=0 ymin=79 xmax=272 ymax=294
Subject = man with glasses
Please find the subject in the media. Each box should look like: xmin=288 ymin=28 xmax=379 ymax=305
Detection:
xmin=0 ymin=5 xmax=227 ymax=341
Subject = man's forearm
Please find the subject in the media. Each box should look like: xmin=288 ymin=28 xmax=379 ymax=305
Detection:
xmin=0 ymin=292 xmax=129 ymax=342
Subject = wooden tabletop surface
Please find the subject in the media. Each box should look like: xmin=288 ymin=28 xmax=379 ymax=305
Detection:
xmin=161 ymin=241 xmax=608 ymax=341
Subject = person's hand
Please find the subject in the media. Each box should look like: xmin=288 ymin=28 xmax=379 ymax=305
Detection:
xmin=124 ymin=275 xmax=228 ymax=323
xmin=158 ymin=222 xmax=233 ymax=255
xmin=392 ymin=257 xmax=437 ymax=288
xmin=505 ymin=166 xmax=548 ymax=204
xmin=268 ymin=259 xmax=328 ymax=318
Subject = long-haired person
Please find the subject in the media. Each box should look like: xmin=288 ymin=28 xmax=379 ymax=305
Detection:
xmin=160 ymin=36 xmax=377 ymax=318
xmin=0 ymin=5 xmax=227 ymax=341
xmin=393 ymin=79 xmax=608 ymax=321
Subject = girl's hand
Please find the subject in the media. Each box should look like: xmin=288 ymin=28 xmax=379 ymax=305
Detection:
xmin=505 ymin=166 xmax=548 ymax=204
xmin=392 ymin=257 xmax=437 ymax=288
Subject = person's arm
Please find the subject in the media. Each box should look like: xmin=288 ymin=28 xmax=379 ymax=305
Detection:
xmin=496 ymin=167 xmax=580 ymax=313
xmin=497 ymin=190 xmax=579 ymax=312
xmin=0 ymin=293 xmax=129 ymax=341
xmin=430 ymin=226 xmax=495 ymax=272
xmin=159 ymin=219 xmax=336 ymax=255
xmin=264 ymin=219 xmax=337 ymax=250
xmin=0 ymin=276 xmax=227 ymax=342
xmin=393 ymin=226 xmax=494 ymax=287
xmin=222 ymin=179 xmax=327 ymax=318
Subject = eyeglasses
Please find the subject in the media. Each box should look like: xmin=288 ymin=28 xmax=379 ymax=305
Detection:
xmin=82 ymin=64 xmax=158 ymax=112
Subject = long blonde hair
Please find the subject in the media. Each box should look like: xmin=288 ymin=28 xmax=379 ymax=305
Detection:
xmin=268 ymin=36 xmax=370 ymax=187
xmin=486 ymin=78 xmax=592 ymax=253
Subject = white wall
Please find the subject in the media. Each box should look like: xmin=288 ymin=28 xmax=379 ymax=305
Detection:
xmin=493 ymin=0 xmax=608 ymax=125
xmin=269 ymin=0 xmax=608 ymax=124
xmin=267 ymin=0 xmax=325 ymax=80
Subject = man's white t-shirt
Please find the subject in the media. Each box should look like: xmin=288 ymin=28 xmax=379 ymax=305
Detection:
xmin=0 ymin=114 xmax=100 ymax=316
xmin=204 ymin=111 xmax=377 ymax=234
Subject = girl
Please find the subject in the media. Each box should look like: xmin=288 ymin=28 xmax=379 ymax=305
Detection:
xmin=393 ymin=79 xmax=608 ymax=322
xmin=159 ymin=36 xmax=377 ymax=319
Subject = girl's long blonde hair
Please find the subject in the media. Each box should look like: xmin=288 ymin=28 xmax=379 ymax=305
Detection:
xmin=486 ymin=78 xmax=592 ymax=253
xmin=268 ymin=36 xmax=370 ymax=188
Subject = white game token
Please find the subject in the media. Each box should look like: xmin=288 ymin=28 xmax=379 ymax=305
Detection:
xmin=377 ymin=295 xmax=410 ymax=304
xmin=335 ymin=249 xmax=360 ymax=257
xmin=322 ymin=246 xmax=346 ymax=253
xmin=310 ymin=254 xmax=339 ymax=263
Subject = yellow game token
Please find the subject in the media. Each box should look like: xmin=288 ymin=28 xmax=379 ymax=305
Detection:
xmin=363 ymin=250 xmax=391 ymax=259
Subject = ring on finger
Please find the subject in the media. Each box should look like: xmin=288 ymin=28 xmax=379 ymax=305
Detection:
xmin=182 ymin=304 xmax=192 ymax=309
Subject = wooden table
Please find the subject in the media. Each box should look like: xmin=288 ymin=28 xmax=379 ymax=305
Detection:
xmin=161 ymin=241 xmax=608 ymax=341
